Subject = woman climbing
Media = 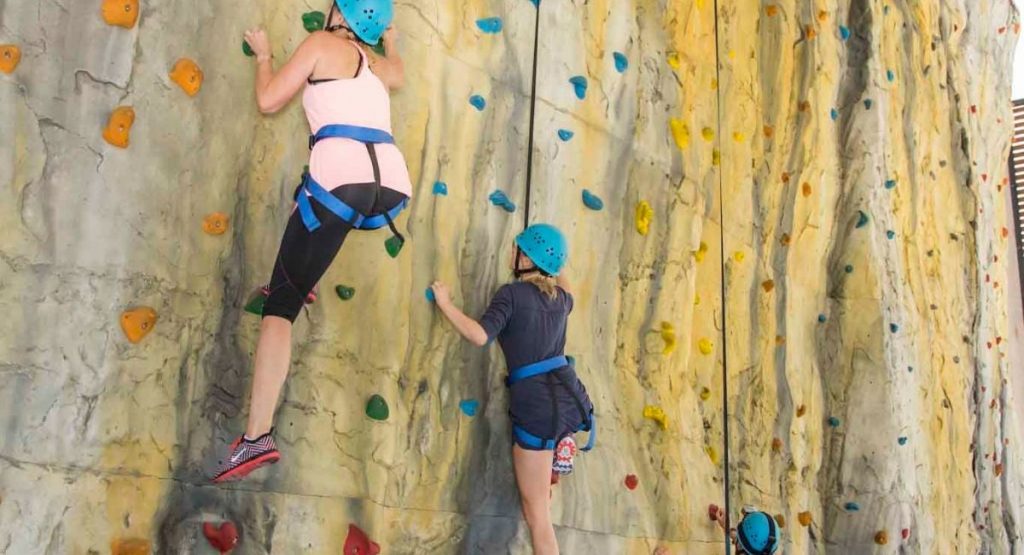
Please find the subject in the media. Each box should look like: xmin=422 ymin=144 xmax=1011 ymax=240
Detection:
xmin=430 ymin=224 xmax=595 ymax=555
xmin=212 ymin=0 xmax=412 ymax=483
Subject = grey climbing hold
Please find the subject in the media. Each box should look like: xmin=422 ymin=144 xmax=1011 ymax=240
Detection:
xmin=569 ymin=76 xmax=588 ymax=100
xmin=469 ymin=95 xmax=486 ymax=111
xmin=582 ymin=189 xmax=604 ymax=211
xmin=489 ymin=190 xmax=516 ymax=213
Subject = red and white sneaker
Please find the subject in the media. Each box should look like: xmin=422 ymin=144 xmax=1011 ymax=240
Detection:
xmin=552 ymin=436 xmax=577 ymax=476
xmin=212 ymin=430 xmax=280 ymax=483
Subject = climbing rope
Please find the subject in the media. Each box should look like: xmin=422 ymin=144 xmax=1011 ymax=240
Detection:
xmin=522 ymin=0 xmax=542 ymax=231
xmin=711 ymin=0 xmax=733 ymax=552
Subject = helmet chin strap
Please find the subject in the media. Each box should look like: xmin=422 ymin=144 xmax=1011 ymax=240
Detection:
xmin=513 ymin=247 xmax=551 ymax=278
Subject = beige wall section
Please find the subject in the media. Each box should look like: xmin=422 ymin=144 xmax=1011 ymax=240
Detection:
xmin=0 ymin=0 xmax=1020 ymax=554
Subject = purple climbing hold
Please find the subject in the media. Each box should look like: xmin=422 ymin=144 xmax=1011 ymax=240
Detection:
xmin=582 ymin=189 xmax=604 ymax=211
xmin=433 ymin=181 xmax=448 ymax=196
xmin=489 ymin=190 xmax=516 ymax=213
xmin=469 ymin=95 xmax=486 ymax=111
xmin=459 ymin=399 xmax=480 ymax=417
xmin=558 ymin=129 xmax=575 ymax=141
xmin=856 ymin=211 xmax=869 ymax=228
xmin=839 ymin=25 xmax=851 ymax=40
xmin=476 ymin=18 xmax=503 ymax=34
xmin=569 ymin=76 xmax=588 ymax=100
xmin=614 ymin=52 xmax=629 ymax=73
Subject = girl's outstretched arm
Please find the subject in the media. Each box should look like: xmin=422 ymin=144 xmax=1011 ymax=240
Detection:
xmin=431 ymin=281 xmax=488 ymax=347
xmin=245 ymin=28 xmax=322 ymax=114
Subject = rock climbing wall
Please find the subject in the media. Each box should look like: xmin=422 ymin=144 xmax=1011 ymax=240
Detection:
xmin=0 ymin=0 xmax=1021 ymax=554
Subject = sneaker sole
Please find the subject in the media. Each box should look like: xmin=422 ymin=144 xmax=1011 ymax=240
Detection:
xmin=213 ymin=451 xmax=281 ymax=483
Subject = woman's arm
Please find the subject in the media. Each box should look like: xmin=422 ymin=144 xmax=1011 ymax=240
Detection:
xmin=368 ymin=27 xmax=405 ymax=91
xmin=431 ymin=281 xmax=489 ymax=347
xmin=244 ymin=28 xmax=323 ymax=114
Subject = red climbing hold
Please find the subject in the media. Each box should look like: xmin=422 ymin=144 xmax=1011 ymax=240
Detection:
xmin=343 ymin=524 xmax=380 ymax=555
xmin=708 ymin=503 xmax=720 ymax=521
xmin=901 ymin=528 xmax=910 ymax=540
xmin=624 ymin=474 xmax=639 ymax=490
xmin=202 ymin=521 xmax=239 ymax=554
xmin=970 ymin=105 xmax=978 ymax=114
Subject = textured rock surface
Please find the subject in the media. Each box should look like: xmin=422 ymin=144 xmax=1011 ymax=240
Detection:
xmin=0 ymin=0 xmax=1021 ymax=553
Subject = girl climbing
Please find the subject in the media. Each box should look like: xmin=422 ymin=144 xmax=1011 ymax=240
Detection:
xmin=213 ymin=0 xmax=412 ymax=483
xmin=709 ymin=504 xmax=781 ymax=554
xmin=430 ymin=224 xmax=595 ymax=555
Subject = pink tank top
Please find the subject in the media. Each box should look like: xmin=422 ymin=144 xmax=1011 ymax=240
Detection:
xmin=302 ymin=43 xmax=412 ymax=198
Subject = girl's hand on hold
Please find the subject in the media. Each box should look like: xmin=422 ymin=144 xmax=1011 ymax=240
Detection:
xmin=244 ymin=28 xmax=272 ymax=61
xmin=382 ymin=26 xmax=398 ymax=48
xmin=430 ymin=281 xmax=451 ymax=307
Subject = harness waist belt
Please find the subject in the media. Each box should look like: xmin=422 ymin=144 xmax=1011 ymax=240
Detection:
xmin=310 ymin=124 xmax=395 ymax=149
xmin=507 ymin=355 xmax=595 ymax=452
xmin=507 ymin=356 xmax=569 ymax=385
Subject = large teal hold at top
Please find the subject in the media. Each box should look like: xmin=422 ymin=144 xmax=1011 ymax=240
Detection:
xmin=515 ymin=224 xmax=568 ymax=277
xmin=335 ymin=0 xmax=393 ymax=45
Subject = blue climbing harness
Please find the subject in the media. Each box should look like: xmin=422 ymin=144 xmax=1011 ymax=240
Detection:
xmin=507 ymin=355 xmax=596 ymax=452
xmin=295 ymin=124 xmax=409 ymax=234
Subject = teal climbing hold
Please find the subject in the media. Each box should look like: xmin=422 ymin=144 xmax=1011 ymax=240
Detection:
xmin=818 ymin=314 xmax=827 ymax=323
xmin=242 ymin=41 xmax=255 ymax=57
xmin=582 ymin=189 xmax=604 ymax=211
xmin=890 ymin=323 xmax=899 ymax=333
xmin=885 ymin=179 xmax=897 ymax=189
xmin=469 ymin=95 xmax=486 ymax=111
xmin=335 ymin=285 xmax=355 ymax=300
xmin=828 ymin=416 xmax=841 ymax=428
xmin=864 ymin=99 xmax=873 ymax=110
xmin=898 ymin=436 xmax=908 ymax=445
xmin=476 ymin=18 xmax=503 ymax=34
xmin=433 ymin=181 xmax=448 ymax=196
xmin=385 ymin=235 xmax=404 ymax=258
xmin=886 ymin=230 xmax=896 ymax=240
xmin=887 ymin=69 xmax=895 ymax=82
xmin=366 ymin=394 xmax=389 ymax=421
xmin=489 ymin=190 xmax=516 ymax=213
xmin=856 ymin=211 xmax=869 ymax=228
xmin=844 ymin=502 xmax=860 ymax=512
xmin=839 ymin=25 xmax=851 ymax=40
xmin=425 ymin=287 xmax=435 ymax=302
xmin=569 ymin=76 xmax=588 ymax=100
xmin=302 ymin=11 xmax=326 ymax=33
xmin=459 ymin=399 xmax=480 ymax=417
xmin=844 ymin=264 xmax=854 ymax=273
xmin=558 ymin=129 xmax=574 ymax=141
xmin=614 ymin=52 xmax=629 ymax=73
xmin=830 ymin=108 xmax=839 ymax=121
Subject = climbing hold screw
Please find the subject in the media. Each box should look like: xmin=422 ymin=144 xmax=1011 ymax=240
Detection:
xmin=489 ymin=190 xmax=516 ymax=213
xmin=844 ymin=502 xmax=860 ymax=512
xmin=569 ymin=76 xmax=588 ymax=100
xmin=660 ymin=322 xmax=676 ymax=355
xmin=459 ymin=399 xmax=479 ymax=417
xmin=103 ymin=106 xmax=136 ymax=148
xmin=643 ymin=405 xmax=668 ymax=430
xmin=202 ymin=212 xmax=230 ymax=236
xmin=469 ymin=95 xmax=486 ymax=111
xmin=120 ymin=307 xmax=157 ymax=344
xmin=557 ymin=129 xmax=574 ymax=141
xmin=624 ymin=474 xmax=639 ymax=490
xmin=432 ymin=181 xmax=448 ymax=196
xmin=476 ymin=17 xmax=503 ymax=34
xmin=169 ymin=58 xmax=204 ymax=96
xmin=613 ymin=52 xmax=628 ymax=73
xmin=582 ymin=190 xmax=604 ymax=211
xmin=335 ymin=285 xmax=355 ymax=300
xmin=670 ymin=119 xmax=689 ymax=150
xmin=635 ymin=201 xmax=653 ymax=235
xmin=302 ymin=11 xmax=326 ymax=33
xmin=202 ymin=521 xmax=239 ymax=554
xmin=698 ymin=338 xmax=714 ymax=355
xmin=101 ymin=0 xmax=139 ymax=28
xmin=365 ymin=394 xmax=389 ymax=421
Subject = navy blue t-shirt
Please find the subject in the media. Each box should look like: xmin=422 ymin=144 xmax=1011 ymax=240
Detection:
xmin=479 ymin=281 xmax=574 ymax=371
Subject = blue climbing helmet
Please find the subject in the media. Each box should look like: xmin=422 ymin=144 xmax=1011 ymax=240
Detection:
xmin=515 ymin=224 xmax=568 ymax=277
xmin=334 ymin=0 xmax=393 ymax=45
xmin=736 ymin=511 xmax=780 ymax=555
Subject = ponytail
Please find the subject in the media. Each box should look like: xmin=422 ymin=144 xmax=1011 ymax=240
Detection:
xmin=521 ymin=272 xmax=558 ymax=300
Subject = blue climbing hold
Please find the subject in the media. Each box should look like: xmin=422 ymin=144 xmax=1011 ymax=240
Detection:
xmin=614 ymin=52 xmax=629 ymax=73
xmin=830 ymin=108 xmax=839 ymax=121
xmin=582 ymin=189 xmax=604 ymax=211
xmin=856 ymin=211 xmax=869 ymax=228
xmin=433 ymin=181 xmax=448 ymax=196
xmin=476 ymin=18 xmax=503 ymax=34
xmin=890 ymin=323 xmax=899 ymax=333
xmin=569 ymin=76 xmax=588 ymax=100
xmin=845 ymin=264 xmax=854 ymax=274
xmin=459 ymin=399 xmax=480 ymax=417
xmin=885 ymin=179 xmax=897 ymax=190
xmin=558 ymin=129 xmax=574 ymax=141
xmin=818 ymin=314 xmax=827 ymax=323
xmin=864 ymin=99 xmax=873 ymax=110
xmin=844 ymin=502 xmax=860 ymax=512
xmin=898 ymin=436 xmax=908 ymax=445
xmin=887 ymin=69 xmax=895 ymax=82
xmin=425 ymin=287 xmax=435 ymax=302
xmin=489 ymin=190 xmax=516 ymax=213
xmin=469 ymin=95 xmax=486 ymax=111
xmin=839 ymin=25 xmax=851 ymax=40
xmin=886 ymin=230 xmax=896 ymax=240
xmin=528 ymin=0 xmax=539 ymax=7
xmin=828 ymin=416 xmax=841 ymax=428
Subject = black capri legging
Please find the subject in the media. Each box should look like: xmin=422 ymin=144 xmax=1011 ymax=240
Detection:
xmin=262 ymin=182 xmax=408 ymax=322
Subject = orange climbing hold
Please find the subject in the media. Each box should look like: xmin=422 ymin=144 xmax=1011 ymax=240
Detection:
xmin=771 ymin=437 xmax=783 ymax=452
xmin=817 ymin=10 xmax=828 ymax=22
xmin=781 ymin=172 xmax=790 ymax=183
xmin=111 ymin=538 xmax=151 ymax=555
xmin=996 ymin=463 xmax=1004 ymax=477
xmin=1002 ymin=227 xmax=1010 ymax=239
xmin=120 ymin=306 xmax=157 ymax=343
xmin=775 ymin=335 xmax=786 ymax=346
xmin=798 ymin=511 xmax=813 ymax=527
xmin=763 ymin=125 xmax=774 ymax=139
xmin=875 ymin=531 xmax=889 ymax=545
xmin=775 ymin=514 xmax=786 ymax=528
xmin=781 ymin=233 xmax=791 ymax=246
xmin=103 ymin=106 xmax=136 ymax=148
xmin=798 ymin=100 xmax=811 ymax=112
xmin=202 ymin=212 xmax=230 ymax=235
xmin=169 ymin=58 xmax=203 ymax=96
xmin=802 ymin=183 xmax=812 ymax=197
xmin=796 ymin=404 xmax=807 ymax=417
xmin=805 ymin=25 xmax=817 ymax=39
xmin=762 ymin=280 xmax=775 ymax=292
xmin=0 ymin=45 xmax=21 ymax=74
xmin=101 ymin=0 xmax=139 ymax=28
xmin=765 ymin=5 xmax=779 ymax=17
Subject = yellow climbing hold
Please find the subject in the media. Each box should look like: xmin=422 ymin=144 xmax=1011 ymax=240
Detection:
xmin=732 ymin=132 xmax=745 ymax=143
xmin=667 ymin=53 xmax=680 ymax=70
xmin=694 ymin=241 xmax=709 ymax=262
xmin=111 ymin=537 xmax=151 ymax=555
xmin=733 ymin=251 xmax=745 ymax=263
xmin=712 ymin=149 xmax=720 ymax=166
xmin=202 ymin=212 xmax=230 ymax=236
xmin=670 ymin=118 xmax=689 ymax=150
xmin=701 ymin=127 xmax=714 ymax=142
xmin=635 ymin=201 xmax=653 ymax=236
xmin=817 ymin=9 xmax=829 ymax=22
xmin=643 ymin=405 xmax=668 ymax=430
xmin=798 ymin=511 xmax=813 ymax=527
xmin=120 ymin=307 xmax=157 ymax=344
xmin=694 ymin=294 xmax=701 ymax=306
xmin=0 ymin=45 xmax=21 ymax=74
xmin=705 ymin=445 xmax=719 ymax=465
xmin=700 ymin=387 xmax=711 ymax=401
xmin=660 ymin=321 xmax=676 ymax=355
xmin=103 ymin=106 xmax=136 ymax=148
xmin=698 ymin=338 xmax=714 ymax=355
xmin=102 ymin=0 xmax=140 ymax=28
xmin=796 ymin=404 xmax=807 ymax=417
xmin=169 ymin=58 xmax=203 ymax=96
xmin=805 ymin=25 xmax=817 ymax=39
xmin=710 ymin=78 xmax=718 ymax=90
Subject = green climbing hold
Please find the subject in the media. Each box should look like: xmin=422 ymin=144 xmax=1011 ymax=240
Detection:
xmin=244 ymin=290 xmax=266 ymax=315
xmin=370 ymin=42 xmax=386 ymax=57
xmin=385 ymin=235 xmax=405 ymax=258
xmin=302 ymin=11 xmax=326 ymax=33
xmin=242 ymin=41 xmax=255 ymax=57
xmin=366 ymin=394 xmax=389 ymax=421
xmin=335 ymin=285 xmax=355 ymax=300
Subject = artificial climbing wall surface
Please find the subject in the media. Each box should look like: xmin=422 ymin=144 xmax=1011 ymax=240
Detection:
xmin=0 ymin=1 xmax=1020 ymax=555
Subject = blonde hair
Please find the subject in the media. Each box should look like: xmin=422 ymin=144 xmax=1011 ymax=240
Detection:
xmin=521 ymin=272 xmax=558 ymax=299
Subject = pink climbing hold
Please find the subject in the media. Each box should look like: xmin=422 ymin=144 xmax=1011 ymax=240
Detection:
xmin=202 ymin=521 xmax=239 ymax=554
xmin=344 ymin=524 xmax=380 ymax=555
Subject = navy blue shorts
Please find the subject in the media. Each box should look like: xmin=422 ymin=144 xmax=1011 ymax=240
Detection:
xmin=509 ymin=368 xmax=593 ymax=451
